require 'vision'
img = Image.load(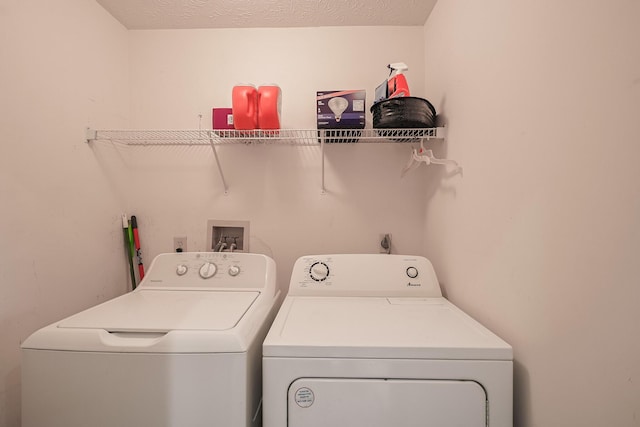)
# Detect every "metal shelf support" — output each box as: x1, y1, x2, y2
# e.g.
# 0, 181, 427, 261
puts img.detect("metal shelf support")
207, 131, 229, 194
